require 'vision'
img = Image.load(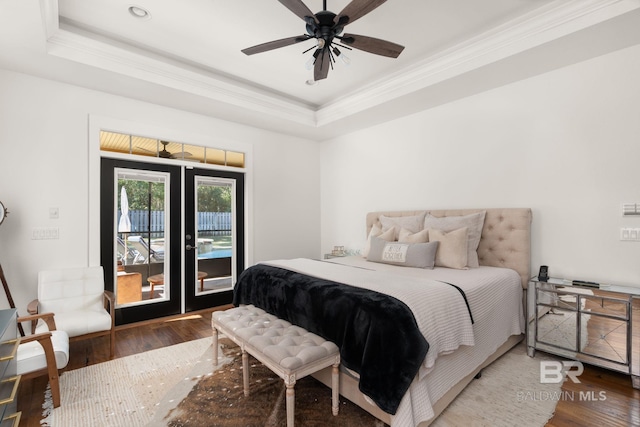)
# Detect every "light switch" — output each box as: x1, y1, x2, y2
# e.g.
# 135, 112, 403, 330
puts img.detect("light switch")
622, 203, 640, 215
49, 207, 59, 219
